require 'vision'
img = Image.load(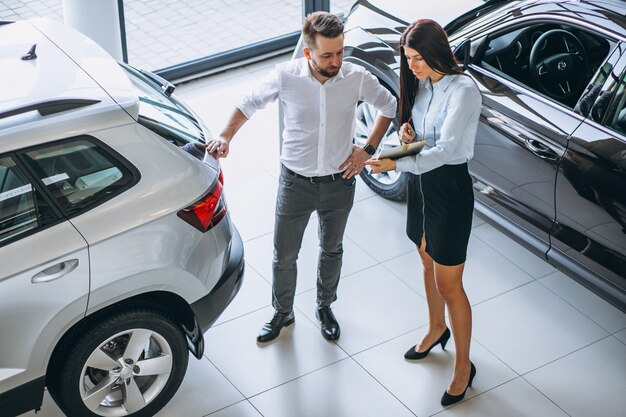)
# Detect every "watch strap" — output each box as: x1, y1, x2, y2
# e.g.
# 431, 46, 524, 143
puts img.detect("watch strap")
362, 143, 376, 155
